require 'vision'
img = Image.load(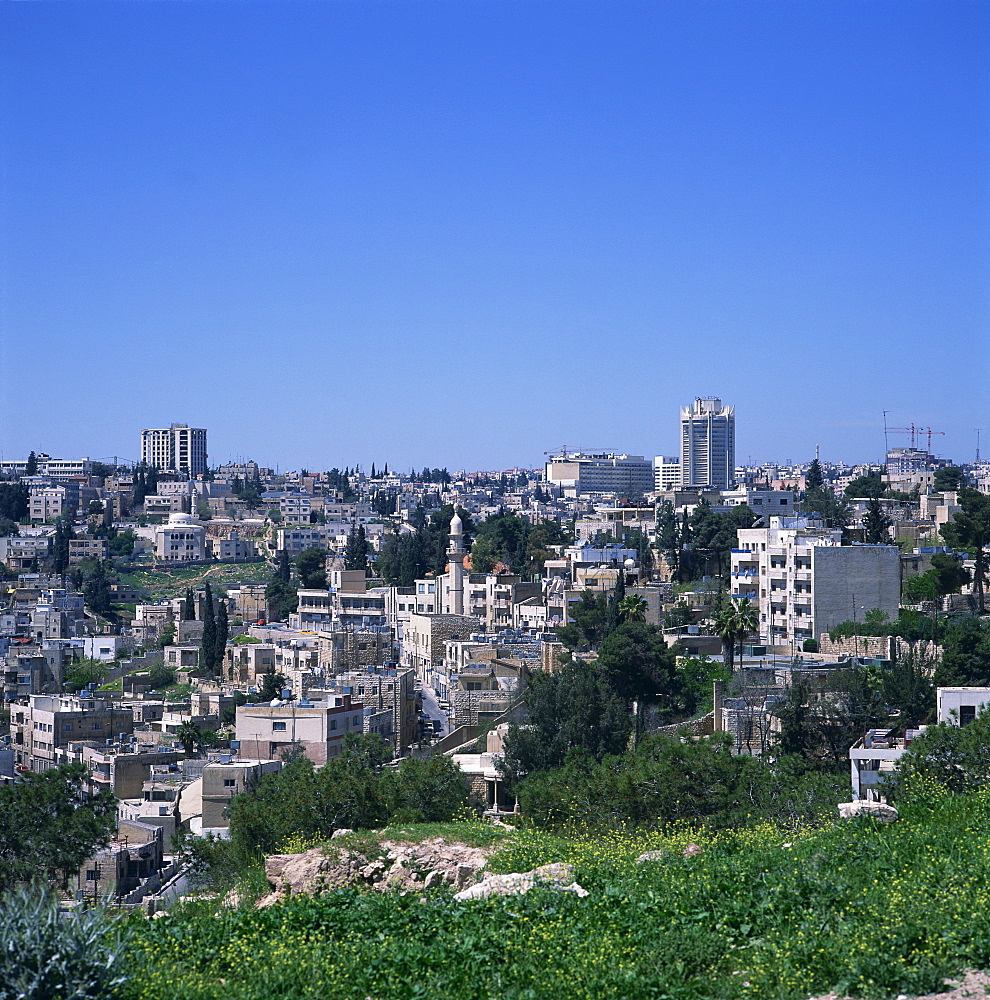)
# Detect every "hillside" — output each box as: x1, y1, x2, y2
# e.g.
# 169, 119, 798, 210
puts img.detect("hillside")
118, 787, 990, 1000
